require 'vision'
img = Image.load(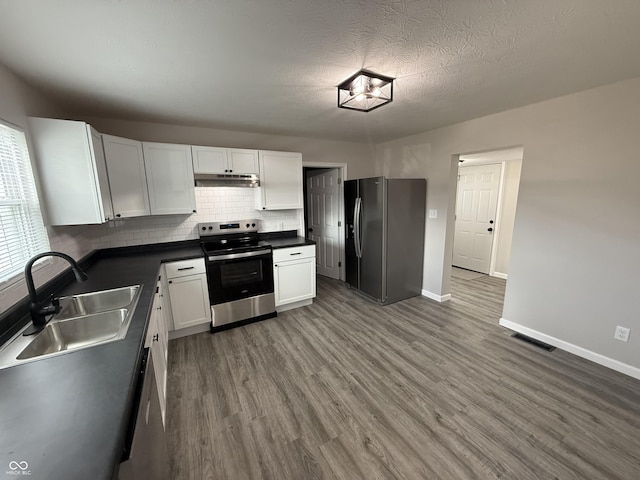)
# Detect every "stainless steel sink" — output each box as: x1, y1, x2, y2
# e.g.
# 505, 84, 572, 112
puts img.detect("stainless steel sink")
0, 285, 141, 370
56, 285, 140, 320
16, 309, 128, 360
